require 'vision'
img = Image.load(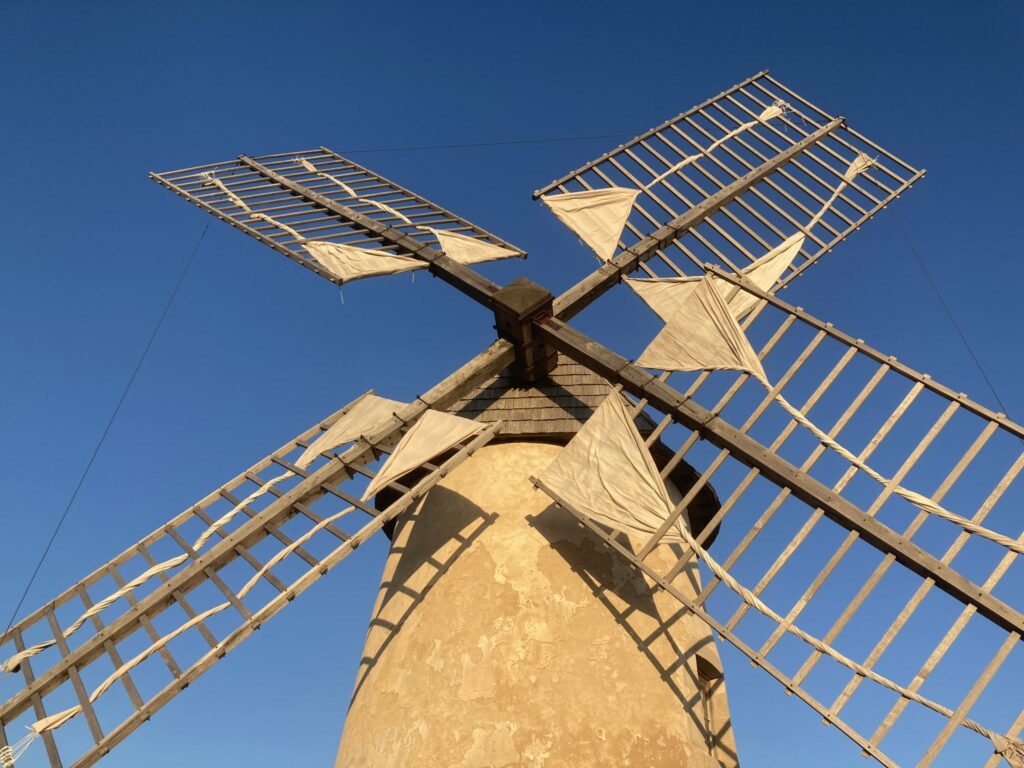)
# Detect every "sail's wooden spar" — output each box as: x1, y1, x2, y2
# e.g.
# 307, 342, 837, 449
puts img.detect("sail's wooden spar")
0, 342, 513, 768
